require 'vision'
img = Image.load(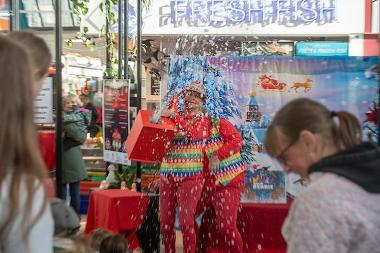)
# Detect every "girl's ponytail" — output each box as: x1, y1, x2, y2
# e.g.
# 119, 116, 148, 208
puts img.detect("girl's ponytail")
331, 111, 361, 150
